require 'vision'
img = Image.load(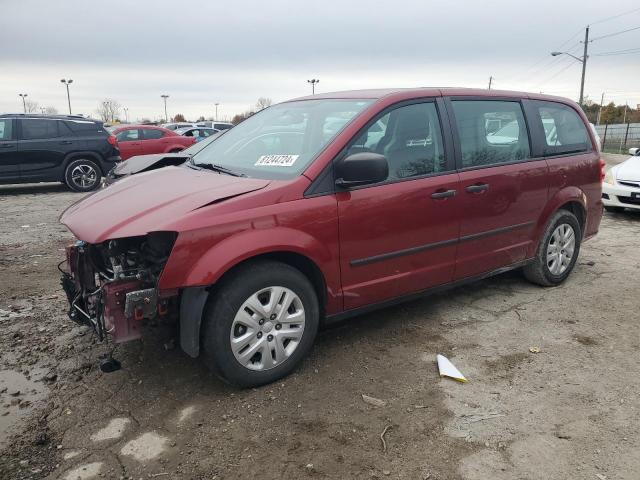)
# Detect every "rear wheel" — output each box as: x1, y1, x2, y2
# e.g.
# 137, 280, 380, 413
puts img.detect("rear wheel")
201, 260, 319, 387
604, 205, 625, 214
64, 159, 102, 192
523, 210, 581, 287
